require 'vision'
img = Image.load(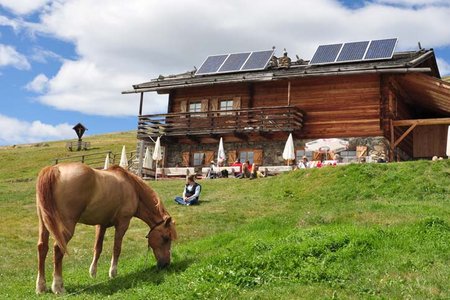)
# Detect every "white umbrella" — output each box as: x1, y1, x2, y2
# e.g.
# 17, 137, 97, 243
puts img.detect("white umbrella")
217, 137, 226, 165
119, 145, 128, 168
152, 137, 162, 180
103, 153, 110, 170
143, 147, 153, 169
282, 133, 295, 165
446, 125, 450, 157
305, 138, 349, 160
